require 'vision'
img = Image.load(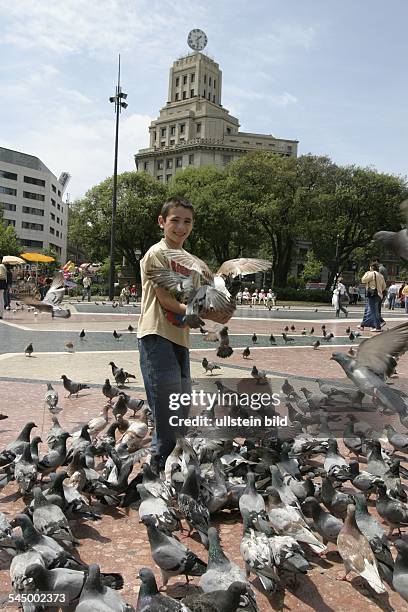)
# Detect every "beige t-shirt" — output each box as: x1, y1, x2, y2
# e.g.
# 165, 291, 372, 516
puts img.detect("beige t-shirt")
361, 270, 387, 298
137, 238, 193, 348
